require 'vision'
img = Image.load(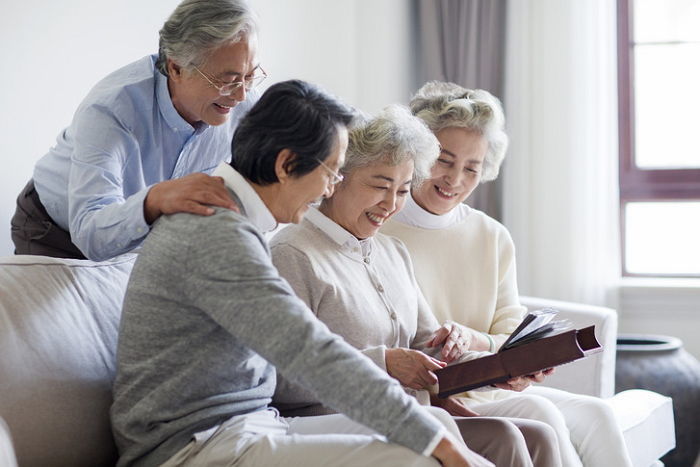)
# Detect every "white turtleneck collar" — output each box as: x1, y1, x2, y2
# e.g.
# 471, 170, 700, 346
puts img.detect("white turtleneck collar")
391, 191, 471, 230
